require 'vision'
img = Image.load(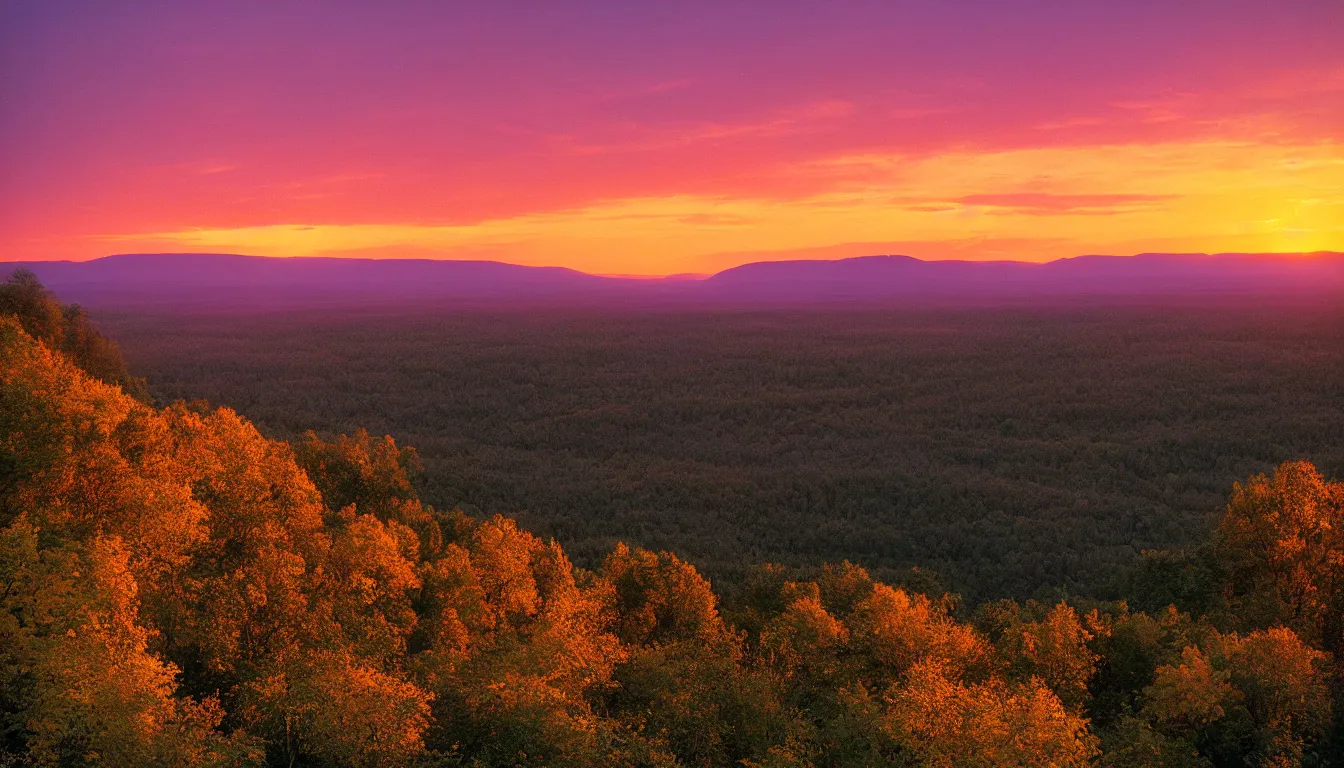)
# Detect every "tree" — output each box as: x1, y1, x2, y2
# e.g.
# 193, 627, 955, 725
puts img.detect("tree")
1215, 461, 1344, 647
1089, 605, 1194, 727
1217, 627, 1331, 765
0, 316, 211, 662
0, 269, 63, 342
599, 543, 727, 648
1096, 716, 1210, 768
1141, 646, 1240, 736
324, 514, 422, 662
886, 660, 1098, 767
992, 601, 1100, 712
759, 589, 851, 703
0, 269, 145, 397
241, 651, 431, 768
7, 284, 1344, 767
293, 430, 443, 556
846, 584, 994, 687
2, 528, 258, 766
612, 638, 801, 768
